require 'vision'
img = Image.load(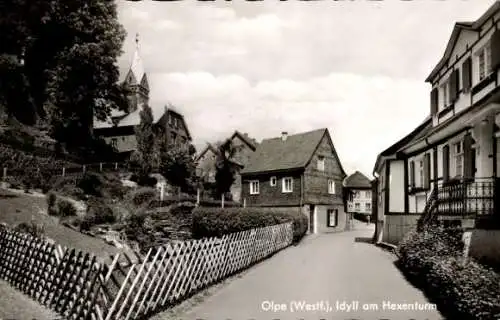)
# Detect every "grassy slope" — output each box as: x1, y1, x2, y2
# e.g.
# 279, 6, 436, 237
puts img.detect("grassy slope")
0, 188, 123, 260
0, 279, 59, 320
